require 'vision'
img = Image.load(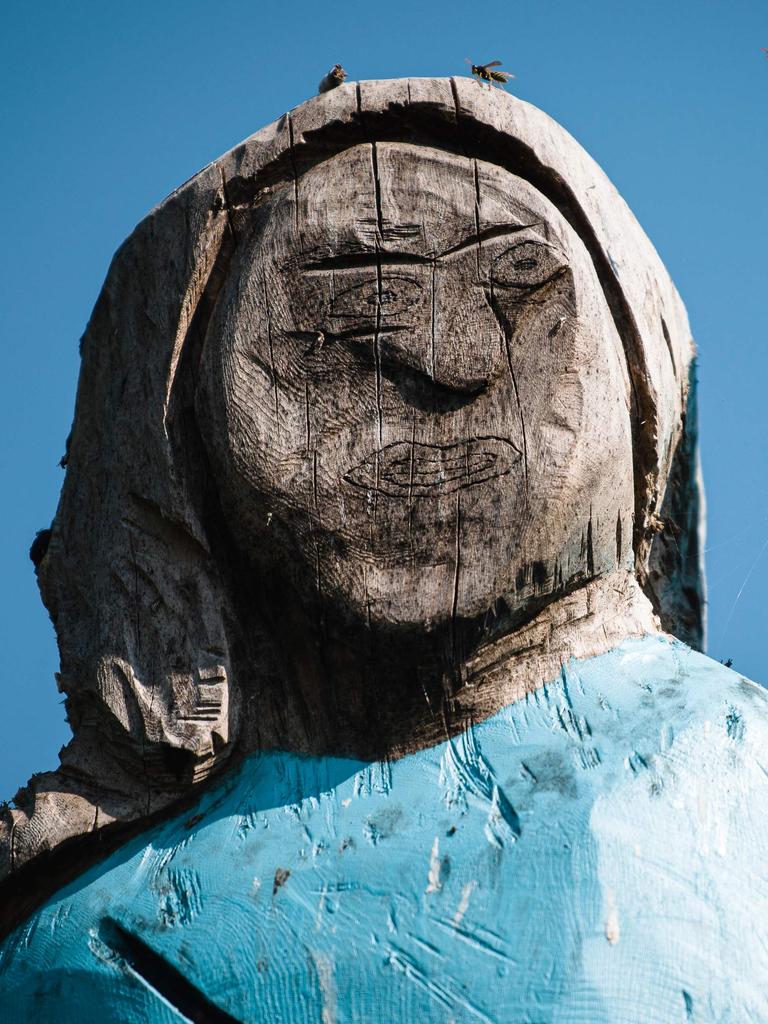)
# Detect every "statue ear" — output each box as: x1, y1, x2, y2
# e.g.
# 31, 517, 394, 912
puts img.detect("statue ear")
644, 362, 706, 650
